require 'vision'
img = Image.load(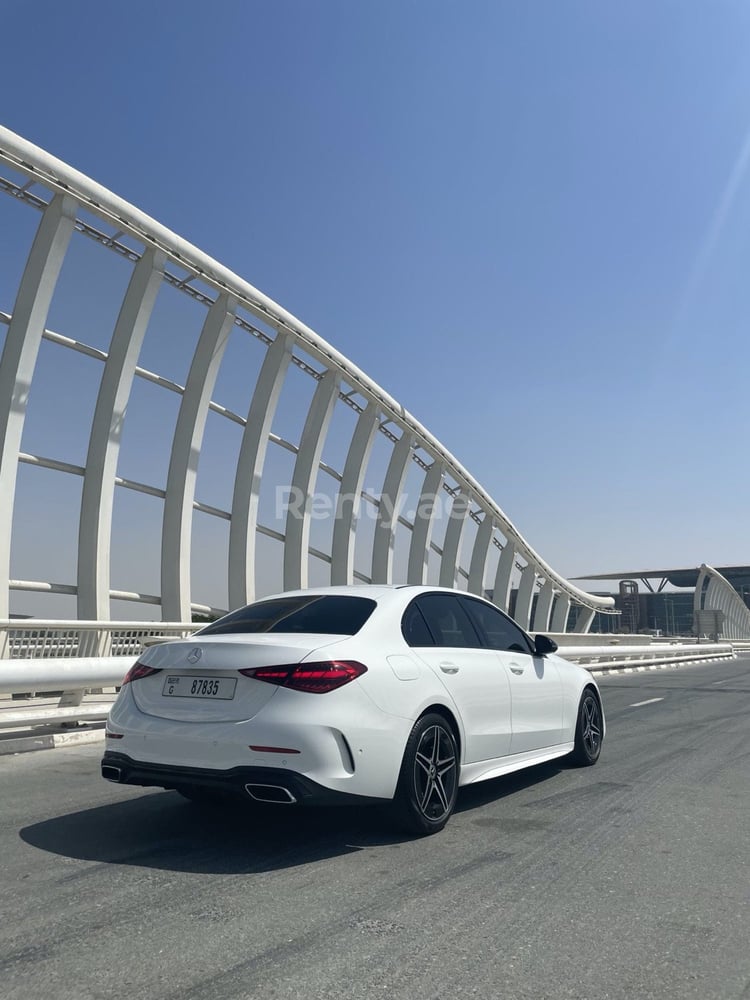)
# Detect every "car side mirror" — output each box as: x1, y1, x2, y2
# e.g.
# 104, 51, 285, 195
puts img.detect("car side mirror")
534, 634, 558, 656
